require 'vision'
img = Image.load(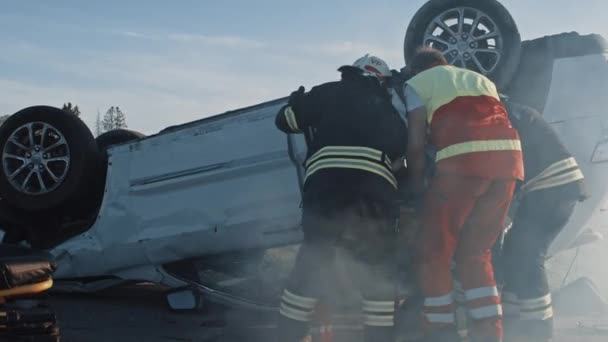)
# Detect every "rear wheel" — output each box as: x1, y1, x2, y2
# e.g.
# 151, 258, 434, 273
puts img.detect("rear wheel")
405, 0, 521, 89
